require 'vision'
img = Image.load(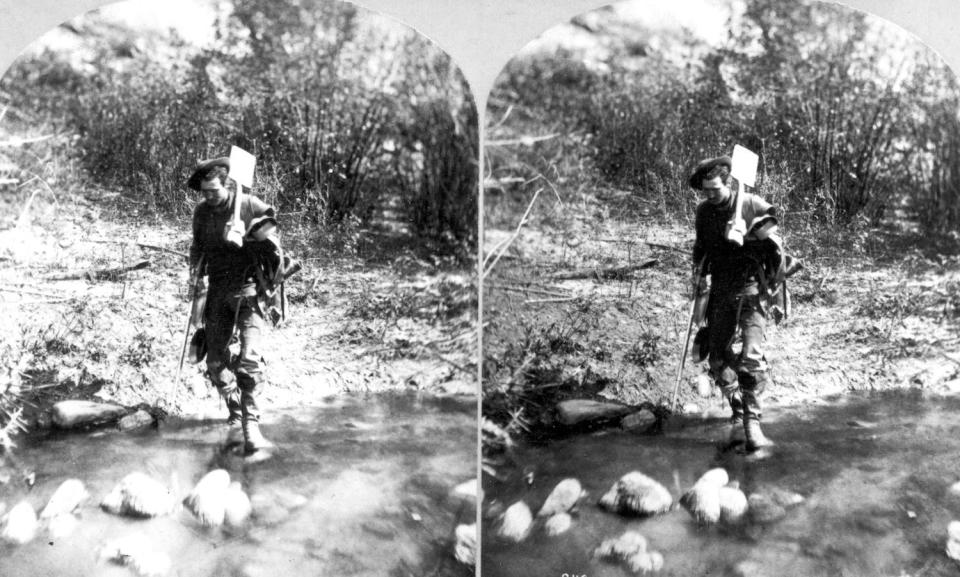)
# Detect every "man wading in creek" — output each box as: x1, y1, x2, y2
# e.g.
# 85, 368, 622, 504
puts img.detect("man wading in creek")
187, 157, 282, 455
688, 155, 791, 454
